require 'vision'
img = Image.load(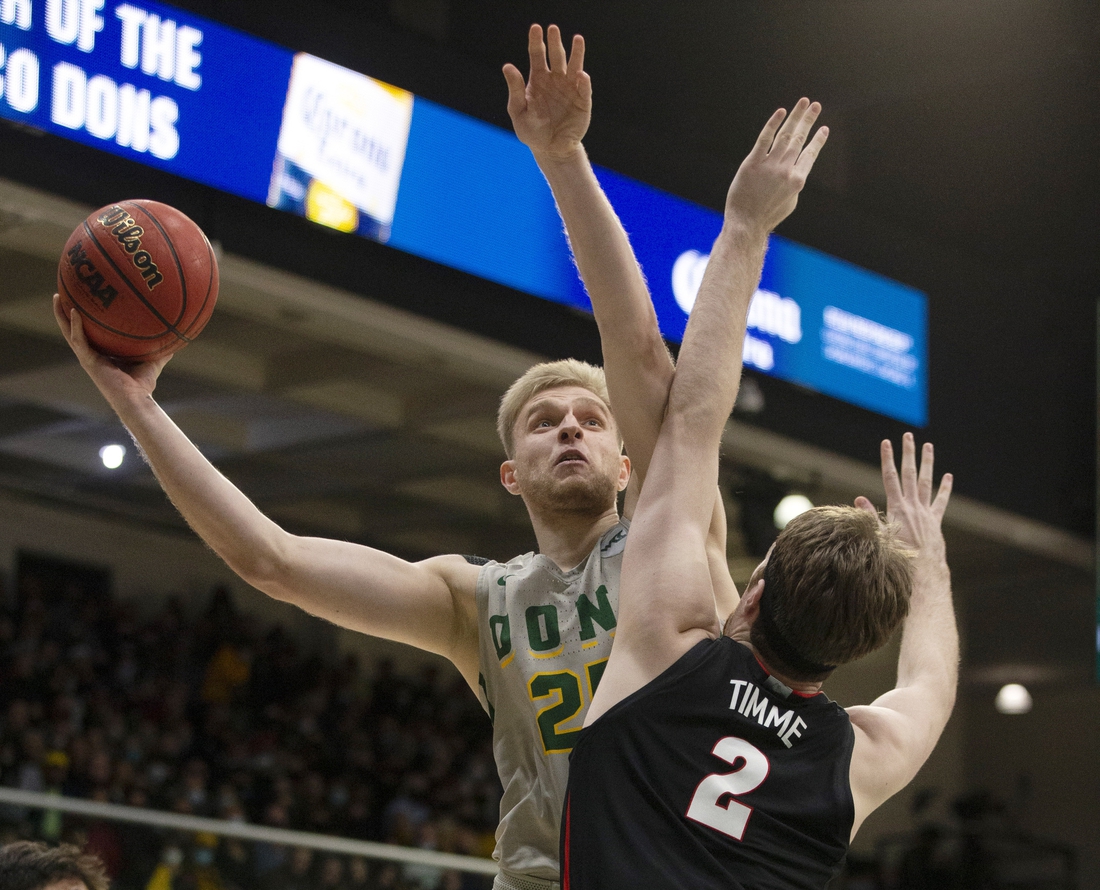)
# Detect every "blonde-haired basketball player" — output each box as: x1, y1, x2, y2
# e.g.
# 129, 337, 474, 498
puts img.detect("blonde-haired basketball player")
54, 24, 743, 890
